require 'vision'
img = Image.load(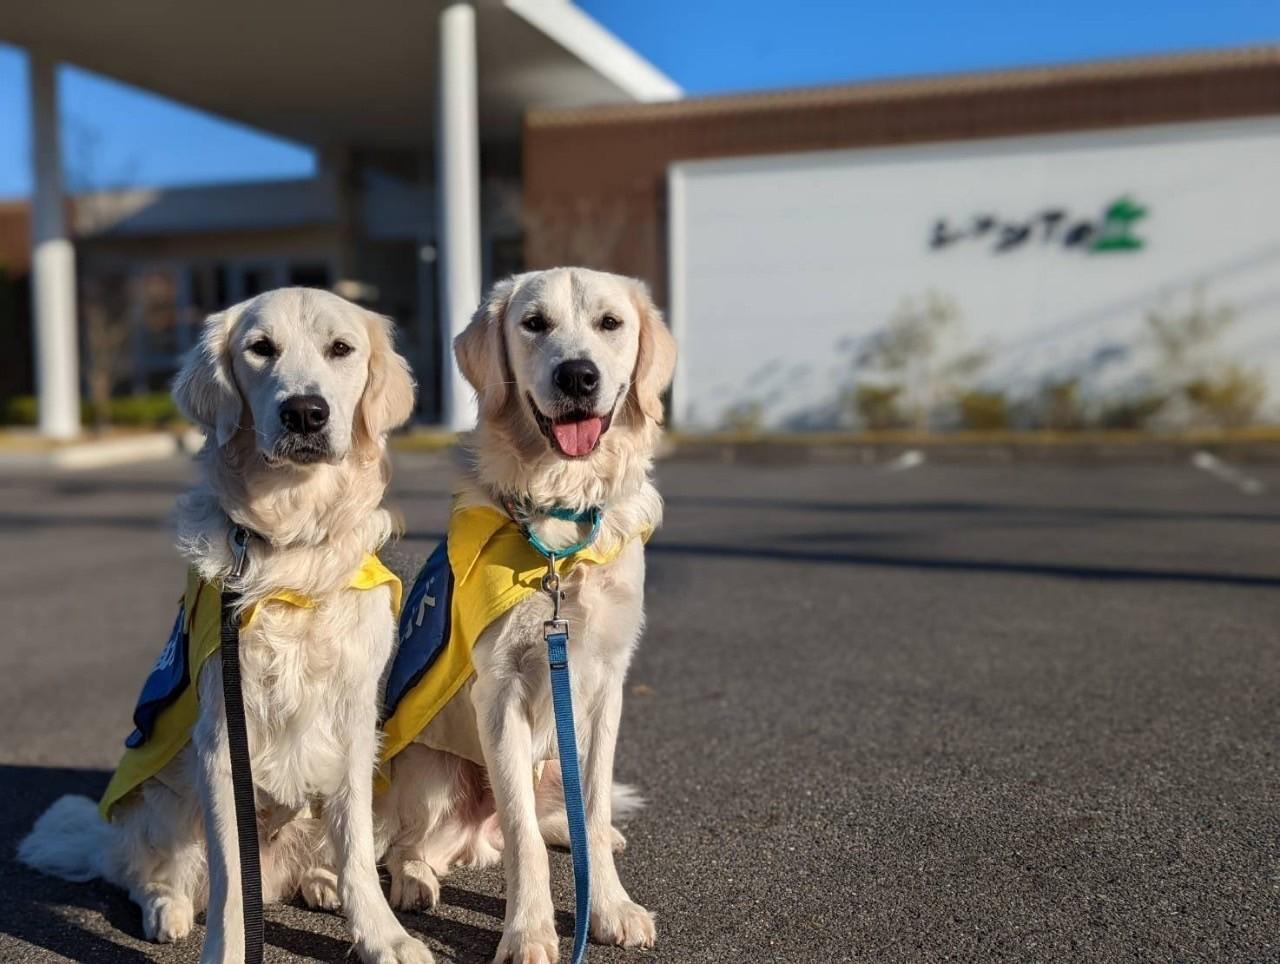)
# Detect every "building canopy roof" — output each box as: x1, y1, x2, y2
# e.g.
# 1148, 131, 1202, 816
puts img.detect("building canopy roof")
2, 0, 680, 150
